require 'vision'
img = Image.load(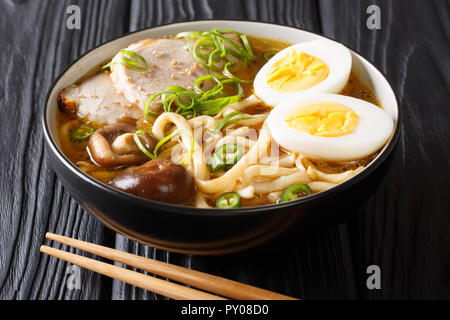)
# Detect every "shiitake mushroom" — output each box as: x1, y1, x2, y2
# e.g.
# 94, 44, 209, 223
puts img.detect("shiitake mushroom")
111, 159, 194, 204
88, 123, 157, 168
